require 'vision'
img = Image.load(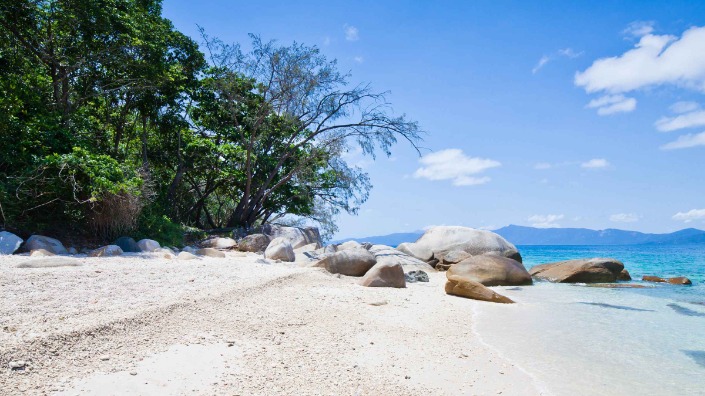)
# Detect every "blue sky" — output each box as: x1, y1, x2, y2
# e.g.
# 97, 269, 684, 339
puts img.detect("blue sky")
163, 0, 705, 238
